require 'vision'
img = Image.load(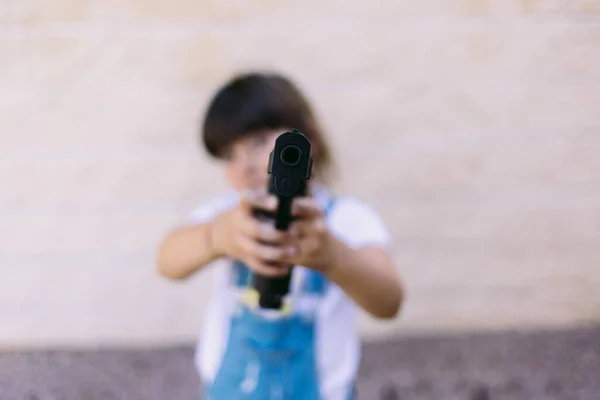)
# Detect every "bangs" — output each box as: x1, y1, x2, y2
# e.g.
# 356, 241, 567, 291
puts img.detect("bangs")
201, 73, 314, 159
